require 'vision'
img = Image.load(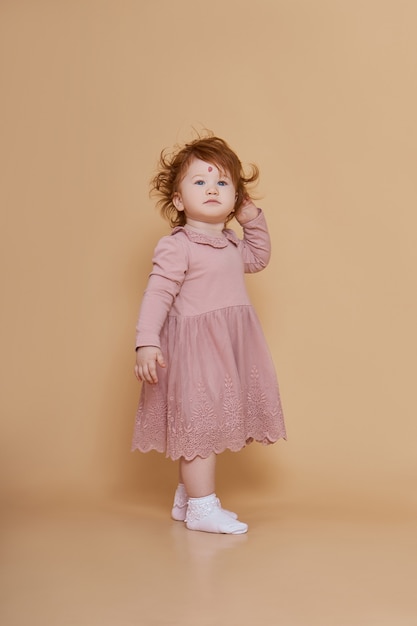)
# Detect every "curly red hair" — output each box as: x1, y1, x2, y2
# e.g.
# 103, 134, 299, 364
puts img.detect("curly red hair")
150, 133, 259, 227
